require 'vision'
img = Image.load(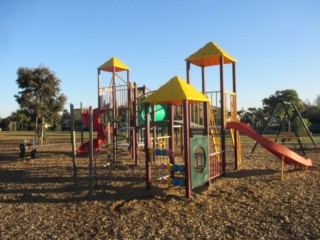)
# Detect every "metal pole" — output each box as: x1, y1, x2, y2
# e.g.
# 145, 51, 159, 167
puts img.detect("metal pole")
201, 66, 205, 93
186, 61, 191, 84
283, 102, 305, 155
291, 101, 317, 147
252, 102, 280, 153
